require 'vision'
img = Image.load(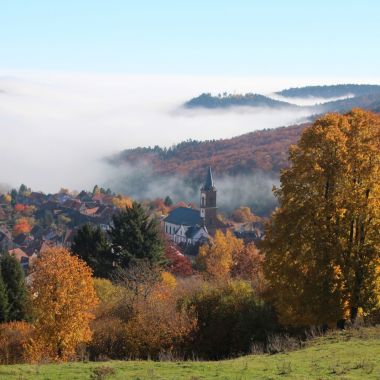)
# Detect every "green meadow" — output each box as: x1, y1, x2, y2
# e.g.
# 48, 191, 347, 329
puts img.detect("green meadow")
0, 326, 379, 380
